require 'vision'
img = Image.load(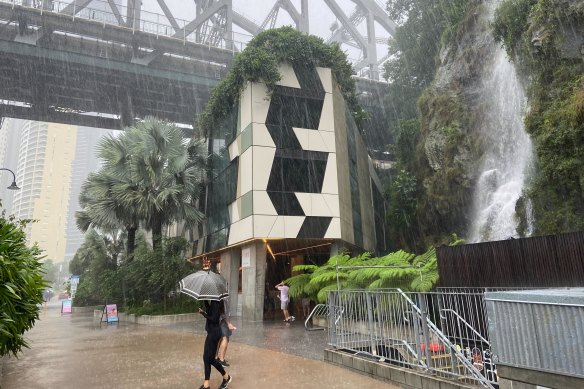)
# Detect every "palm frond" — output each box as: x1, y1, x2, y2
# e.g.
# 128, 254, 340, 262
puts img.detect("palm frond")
308, 271, 346, 286
317, 284, 342, 303
291, 264, 318, 273
75, 210, 93, 232
412, 247, 436, 266
286, 274, 311, 299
